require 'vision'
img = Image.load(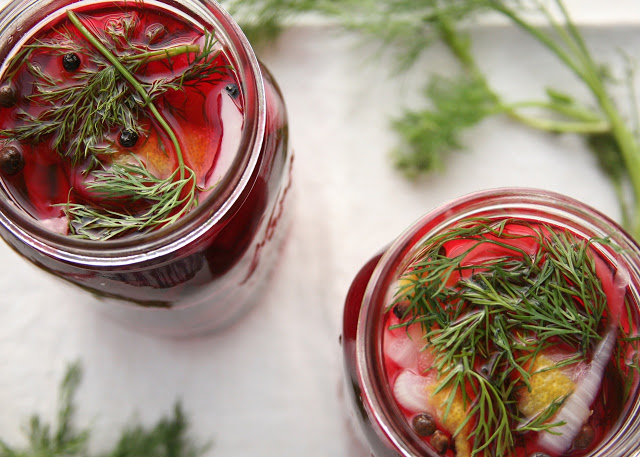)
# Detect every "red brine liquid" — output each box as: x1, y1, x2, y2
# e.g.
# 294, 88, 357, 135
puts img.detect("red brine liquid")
343, 216, 640, 457
0, 3, 242, 237
0, 0, 292, 334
